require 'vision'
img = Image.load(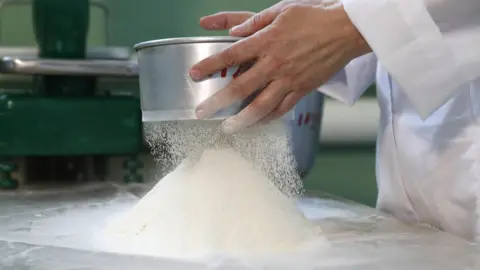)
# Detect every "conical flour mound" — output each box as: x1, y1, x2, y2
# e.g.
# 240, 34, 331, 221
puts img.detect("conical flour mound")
106, 148, 327, 258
